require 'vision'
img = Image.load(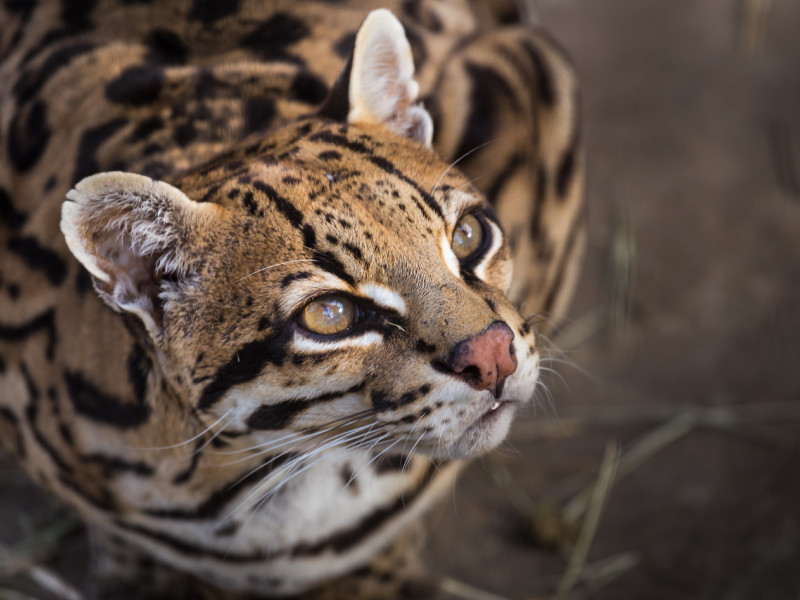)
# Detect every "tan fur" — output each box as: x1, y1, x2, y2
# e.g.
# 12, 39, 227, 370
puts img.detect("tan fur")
0, 1, 583, 597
